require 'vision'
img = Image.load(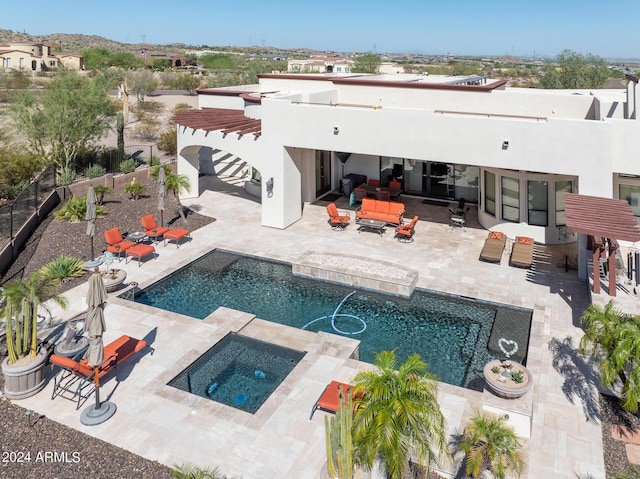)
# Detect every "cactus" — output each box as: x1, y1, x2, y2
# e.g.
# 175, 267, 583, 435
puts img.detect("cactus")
325, 385, 354, 479
117, 111, 125, 158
